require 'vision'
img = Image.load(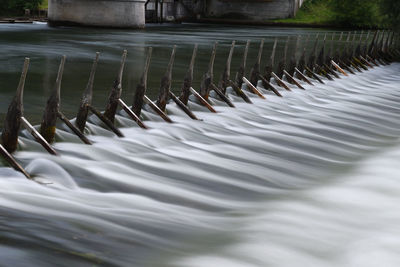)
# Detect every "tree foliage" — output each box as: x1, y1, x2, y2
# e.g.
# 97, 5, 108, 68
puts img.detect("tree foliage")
0, 0, 43, 15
